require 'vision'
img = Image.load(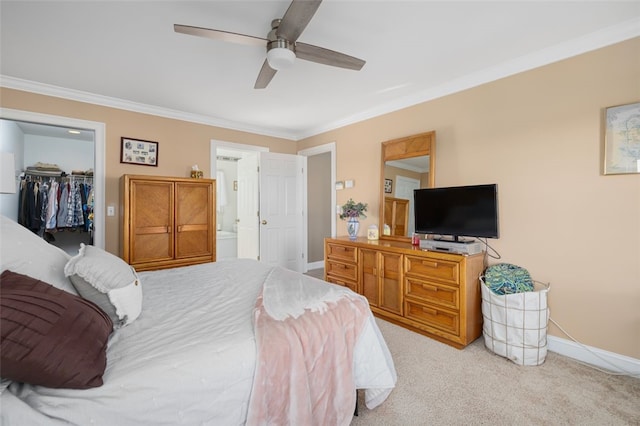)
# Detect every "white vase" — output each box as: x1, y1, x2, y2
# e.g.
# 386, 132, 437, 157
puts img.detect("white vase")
347, 217, 359, 240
